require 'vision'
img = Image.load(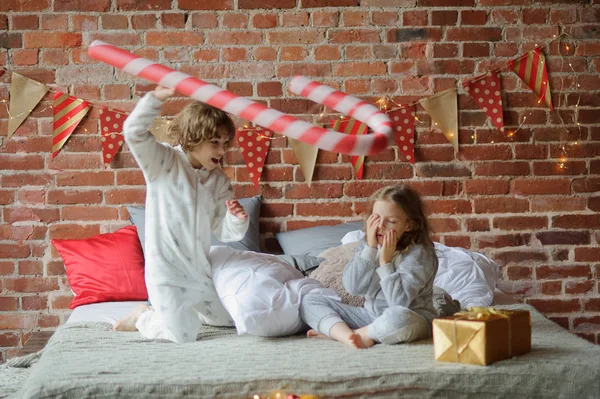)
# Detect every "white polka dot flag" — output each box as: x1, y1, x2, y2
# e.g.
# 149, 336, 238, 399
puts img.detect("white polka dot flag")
236, 126, 272, 188
463, 71, 505, 132
52, 92, 91, 158
99, 107, 127, 168
386, 105, 416, 164
330, 118, 368, 179
509, 47, 553, 110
